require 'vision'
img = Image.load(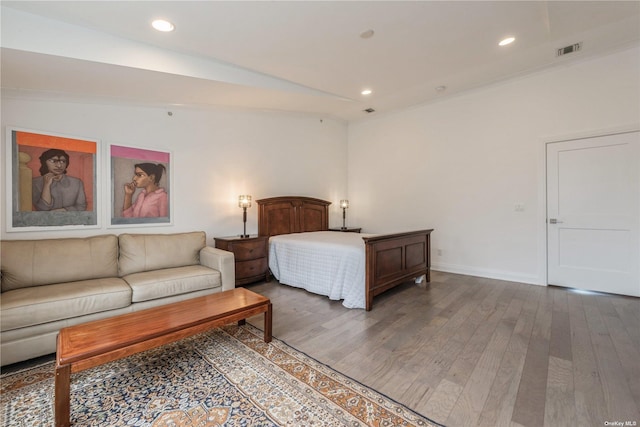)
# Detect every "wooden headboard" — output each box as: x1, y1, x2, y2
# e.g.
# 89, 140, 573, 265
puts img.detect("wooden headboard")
256, 196, 331, 237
